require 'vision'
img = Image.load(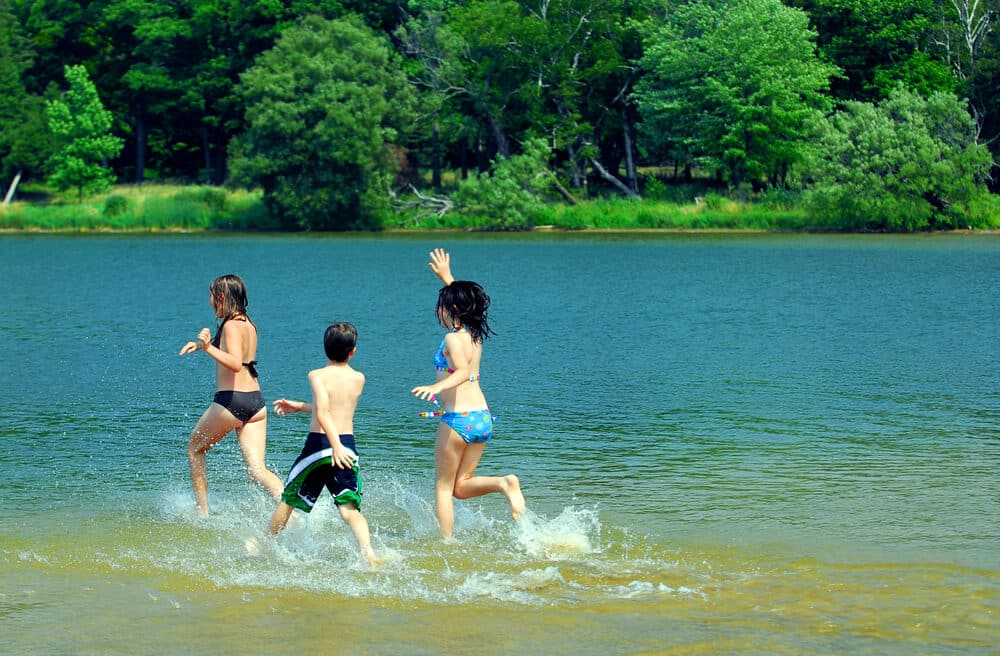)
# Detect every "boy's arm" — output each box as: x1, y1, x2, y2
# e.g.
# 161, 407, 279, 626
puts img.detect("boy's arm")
308, 371, 356, 470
